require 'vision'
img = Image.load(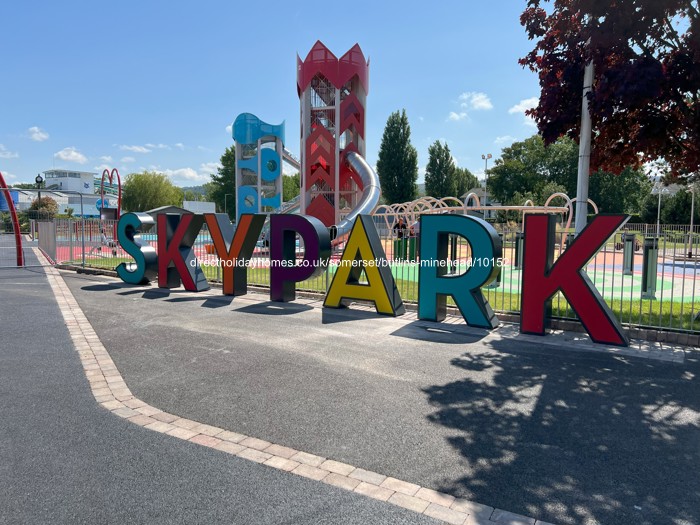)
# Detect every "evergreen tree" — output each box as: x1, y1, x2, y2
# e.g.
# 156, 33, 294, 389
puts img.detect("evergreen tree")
454, 167, 479, 198
376, 109, 419, 203
206, 146, 236, 220
425, 141, 456, 199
